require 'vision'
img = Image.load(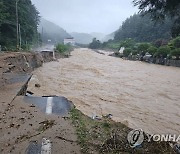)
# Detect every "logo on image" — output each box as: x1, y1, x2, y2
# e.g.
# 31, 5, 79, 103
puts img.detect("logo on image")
127, 129, 144, 148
